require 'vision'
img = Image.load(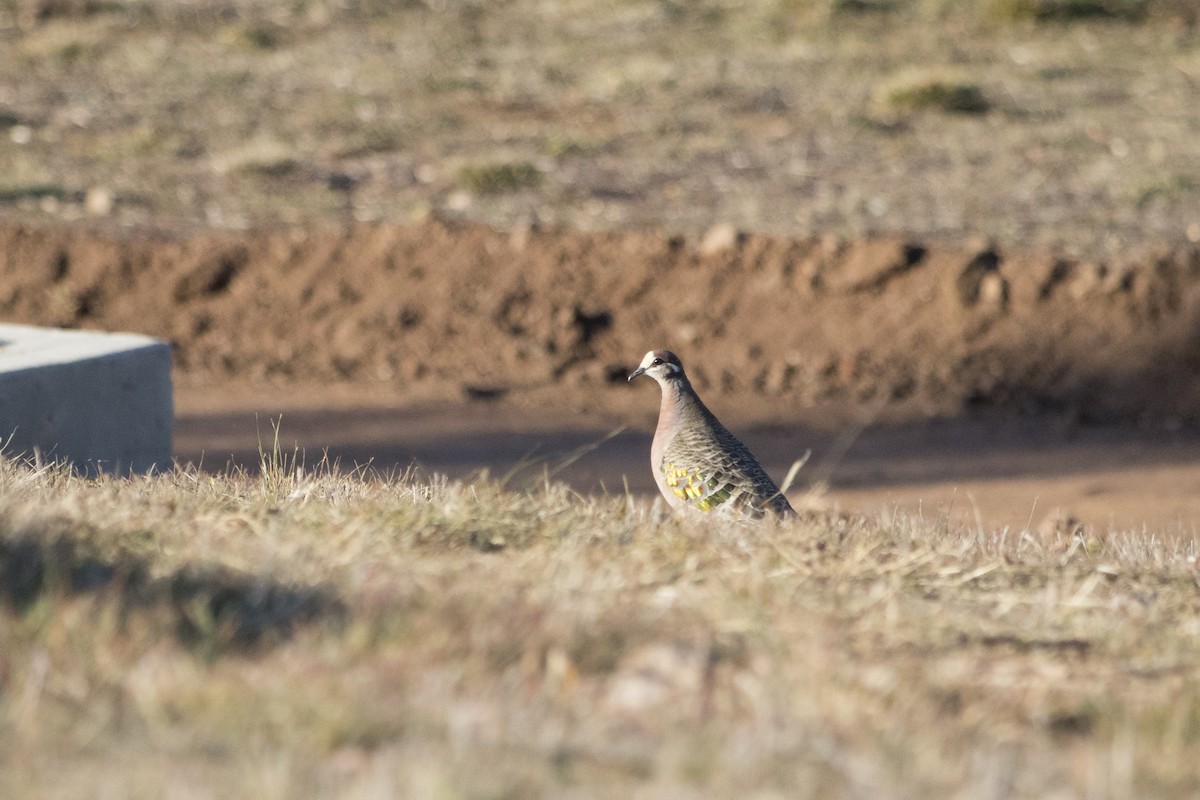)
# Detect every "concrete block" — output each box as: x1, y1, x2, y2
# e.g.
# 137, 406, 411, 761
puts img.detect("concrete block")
0, 323, 173, 475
